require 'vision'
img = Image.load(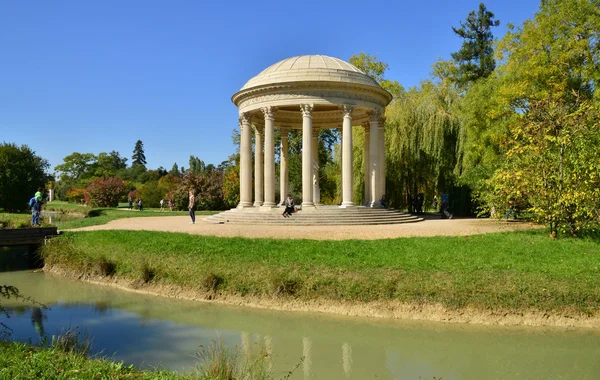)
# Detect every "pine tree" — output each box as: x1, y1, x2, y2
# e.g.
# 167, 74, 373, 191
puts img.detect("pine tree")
132, 140, 147, 167
451, 3, 500, 86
